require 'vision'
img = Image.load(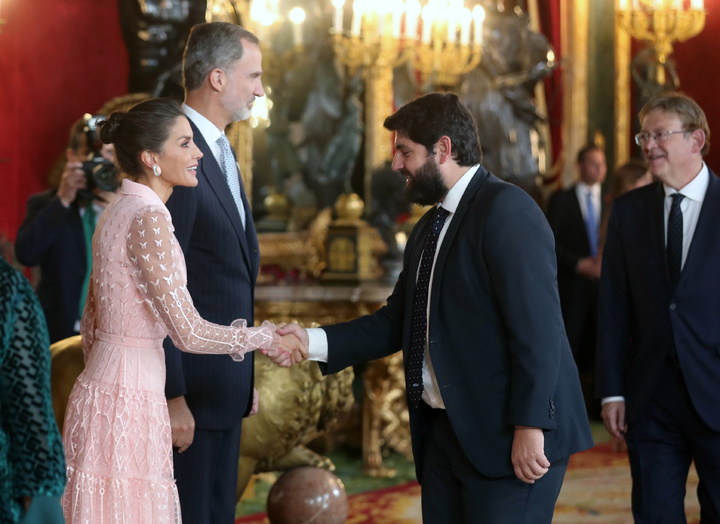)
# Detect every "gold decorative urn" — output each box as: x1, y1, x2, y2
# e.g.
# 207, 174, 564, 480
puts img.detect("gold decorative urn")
322, 193, 385, 281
